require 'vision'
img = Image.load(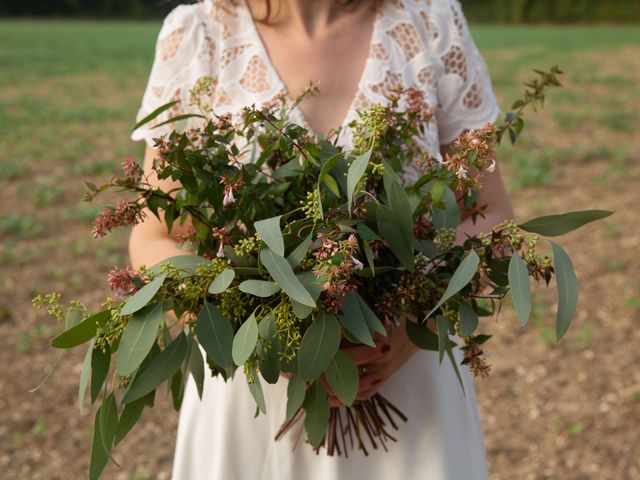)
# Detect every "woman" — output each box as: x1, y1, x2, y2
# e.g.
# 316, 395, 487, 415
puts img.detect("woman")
129, 0, 514, 478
